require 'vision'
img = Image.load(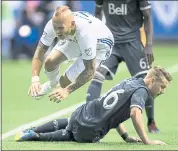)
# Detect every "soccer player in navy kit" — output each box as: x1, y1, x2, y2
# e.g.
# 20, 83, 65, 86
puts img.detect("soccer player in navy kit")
16, 66, 172, 145
86, 0, 158, 133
